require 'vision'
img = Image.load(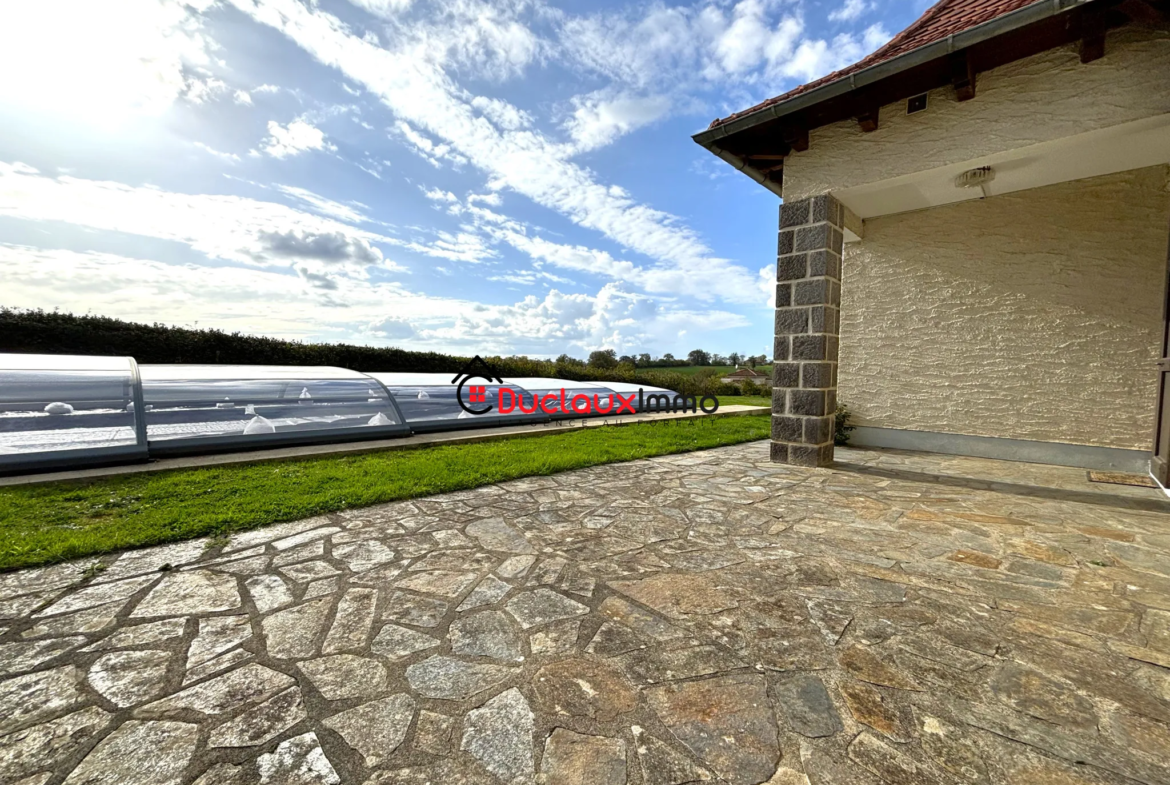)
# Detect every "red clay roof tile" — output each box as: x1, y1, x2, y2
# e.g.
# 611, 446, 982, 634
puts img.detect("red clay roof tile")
709, 0, 1043, 129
